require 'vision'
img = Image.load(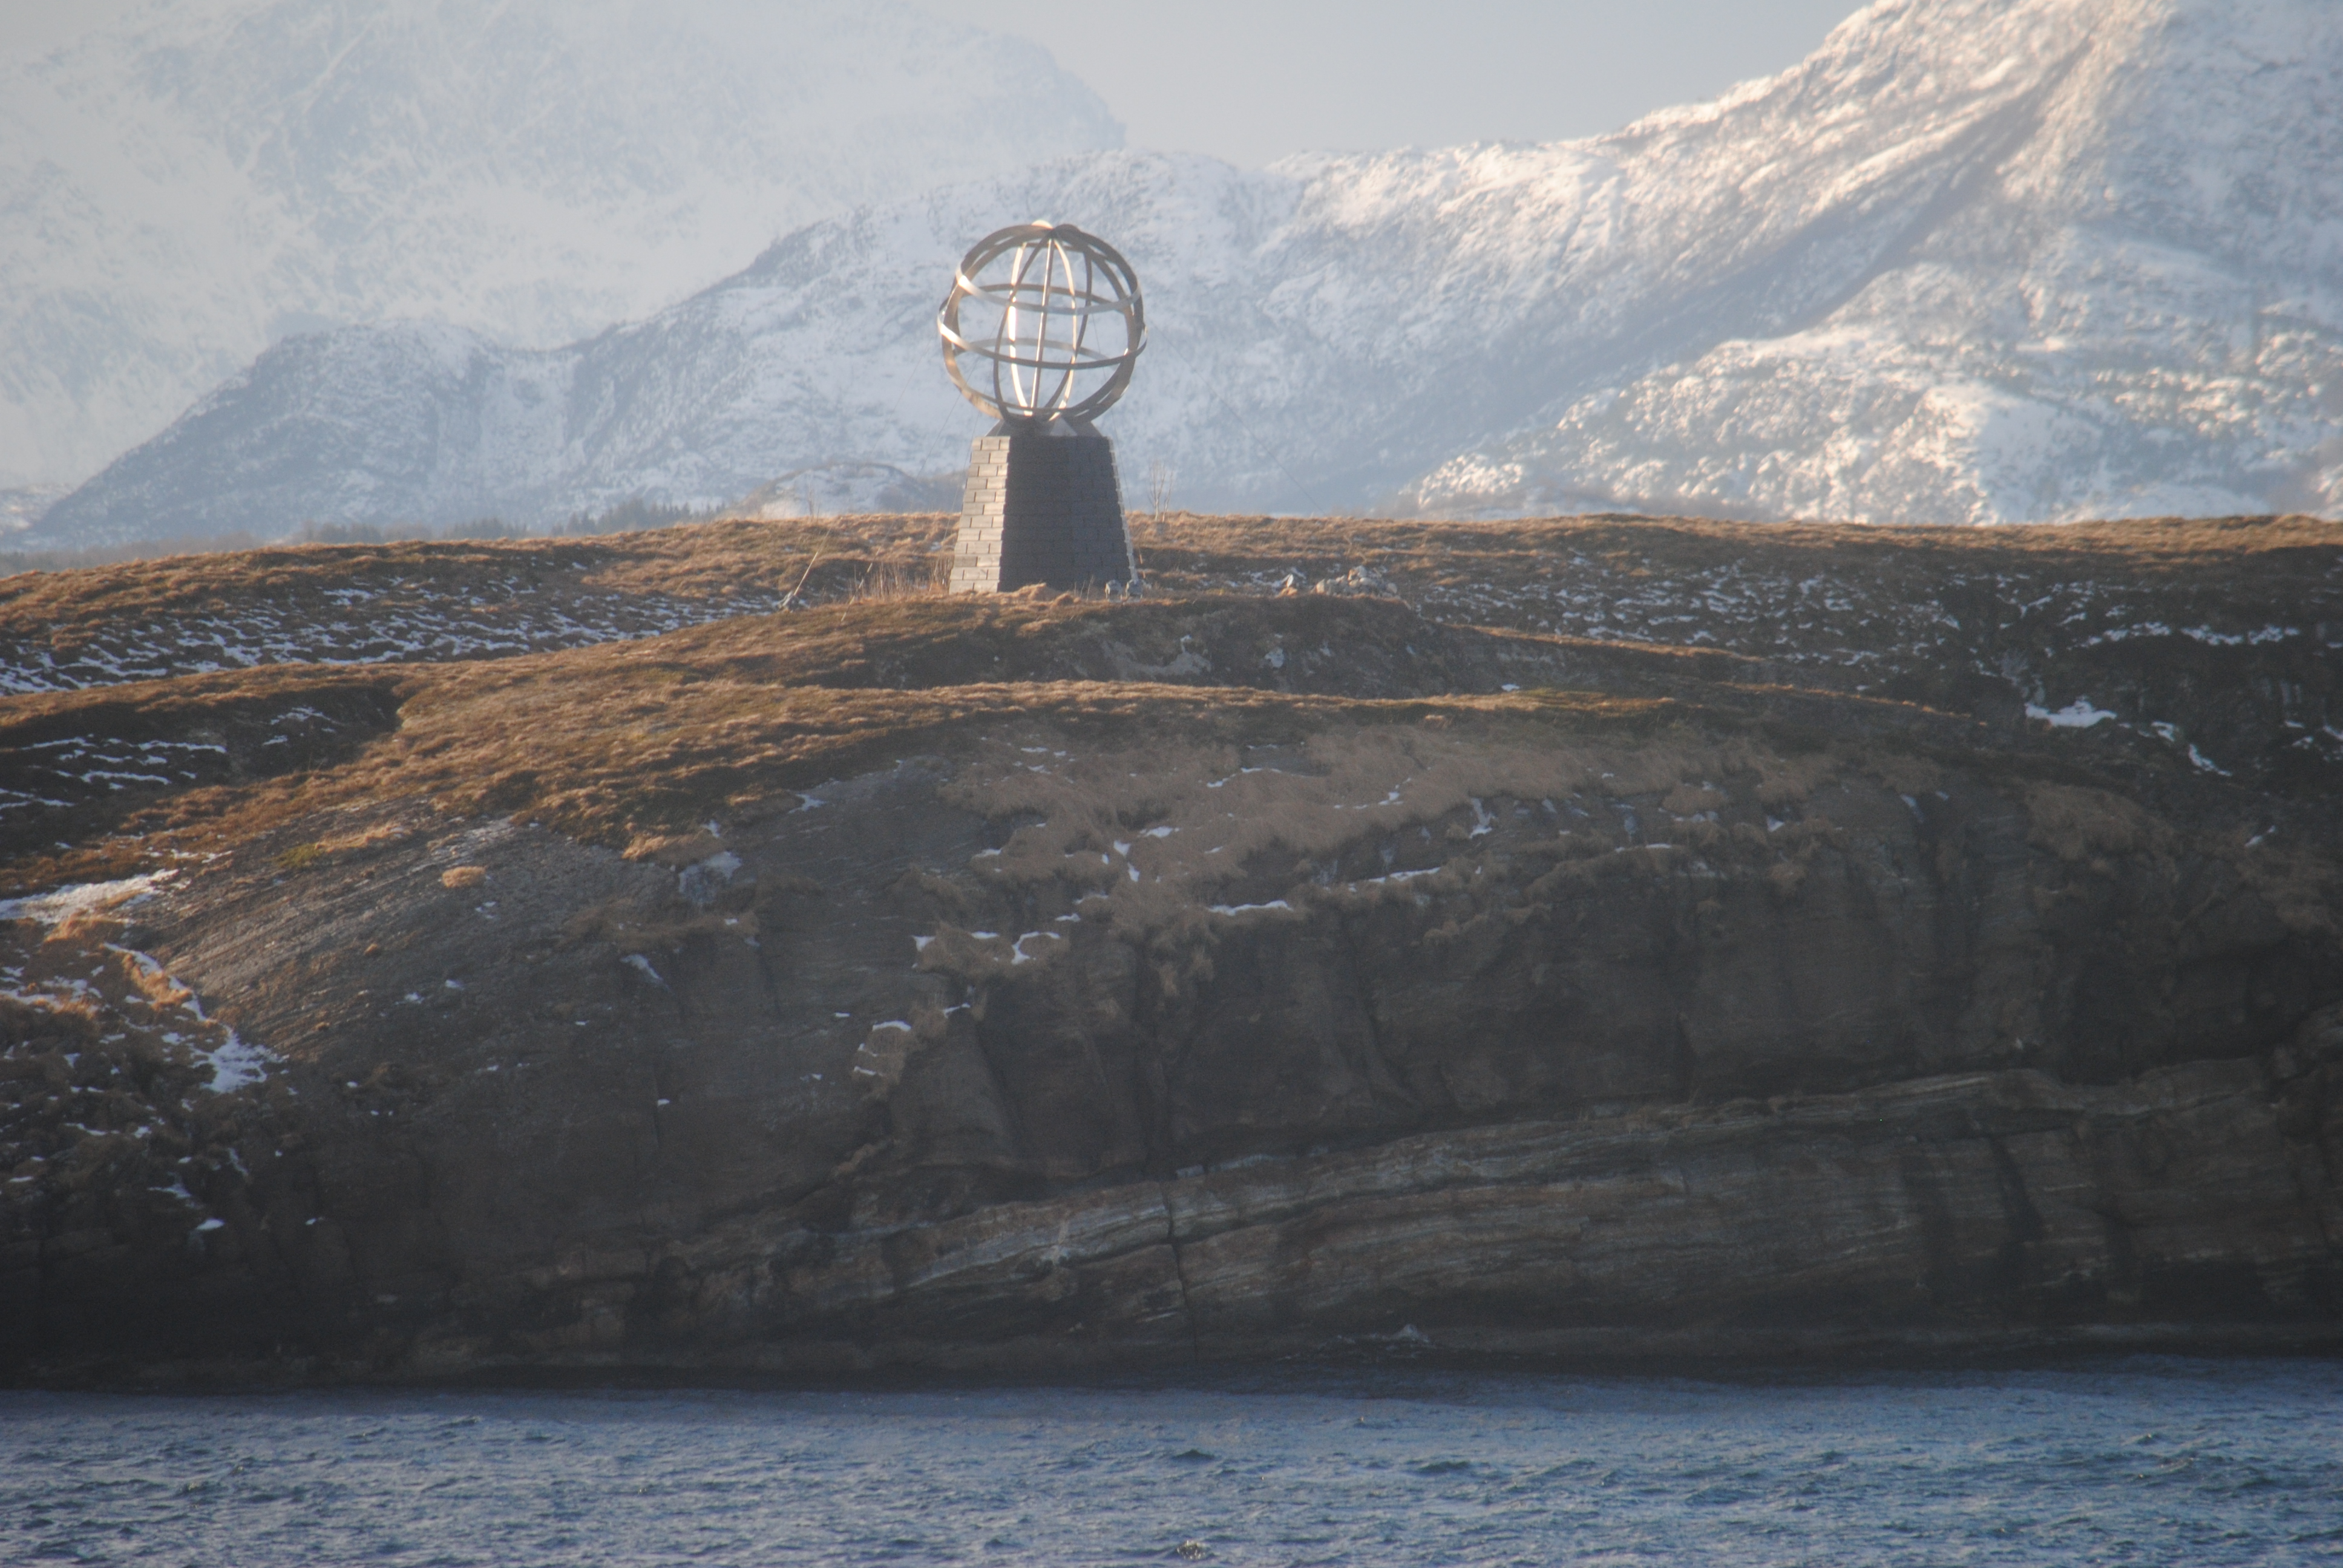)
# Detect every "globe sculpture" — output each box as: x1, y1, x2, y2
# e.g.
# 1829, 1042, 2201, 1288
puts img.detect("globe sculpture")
938, 222, 1145, 593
